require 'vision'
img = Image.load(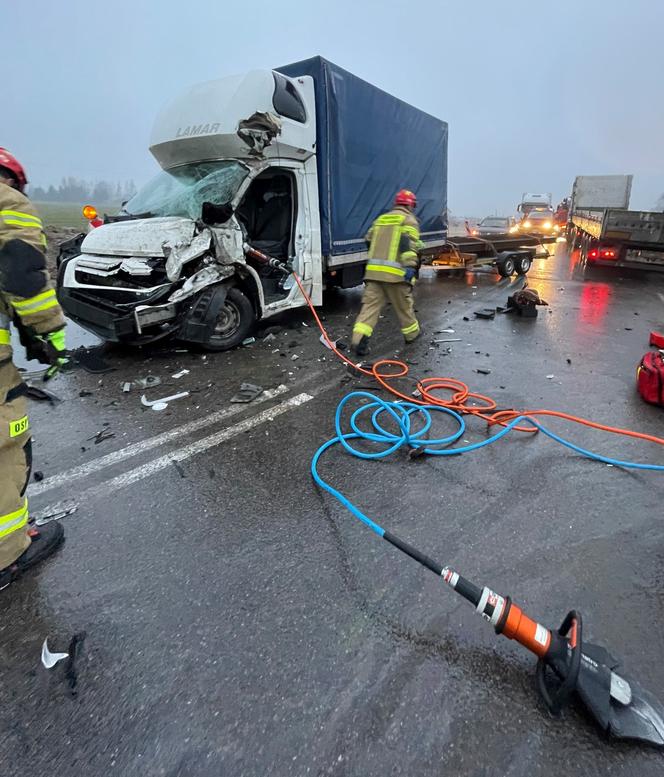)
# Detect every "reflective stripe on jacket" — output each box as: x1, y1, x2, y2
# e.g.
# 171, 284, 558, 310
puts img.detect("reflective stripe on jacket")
0, 183, 65, 373
364, 206, 421, 284
0, 498, 28, 539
